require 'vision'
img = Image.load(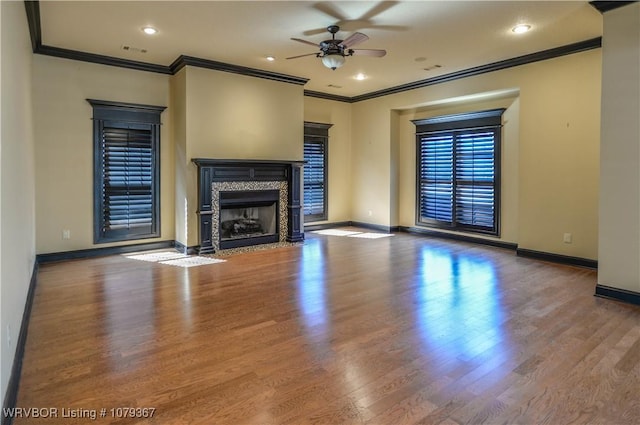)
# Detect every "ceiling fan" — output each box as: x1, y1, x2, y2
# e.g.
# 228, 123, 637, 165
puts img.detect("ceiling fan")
287, 25, 386, 70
